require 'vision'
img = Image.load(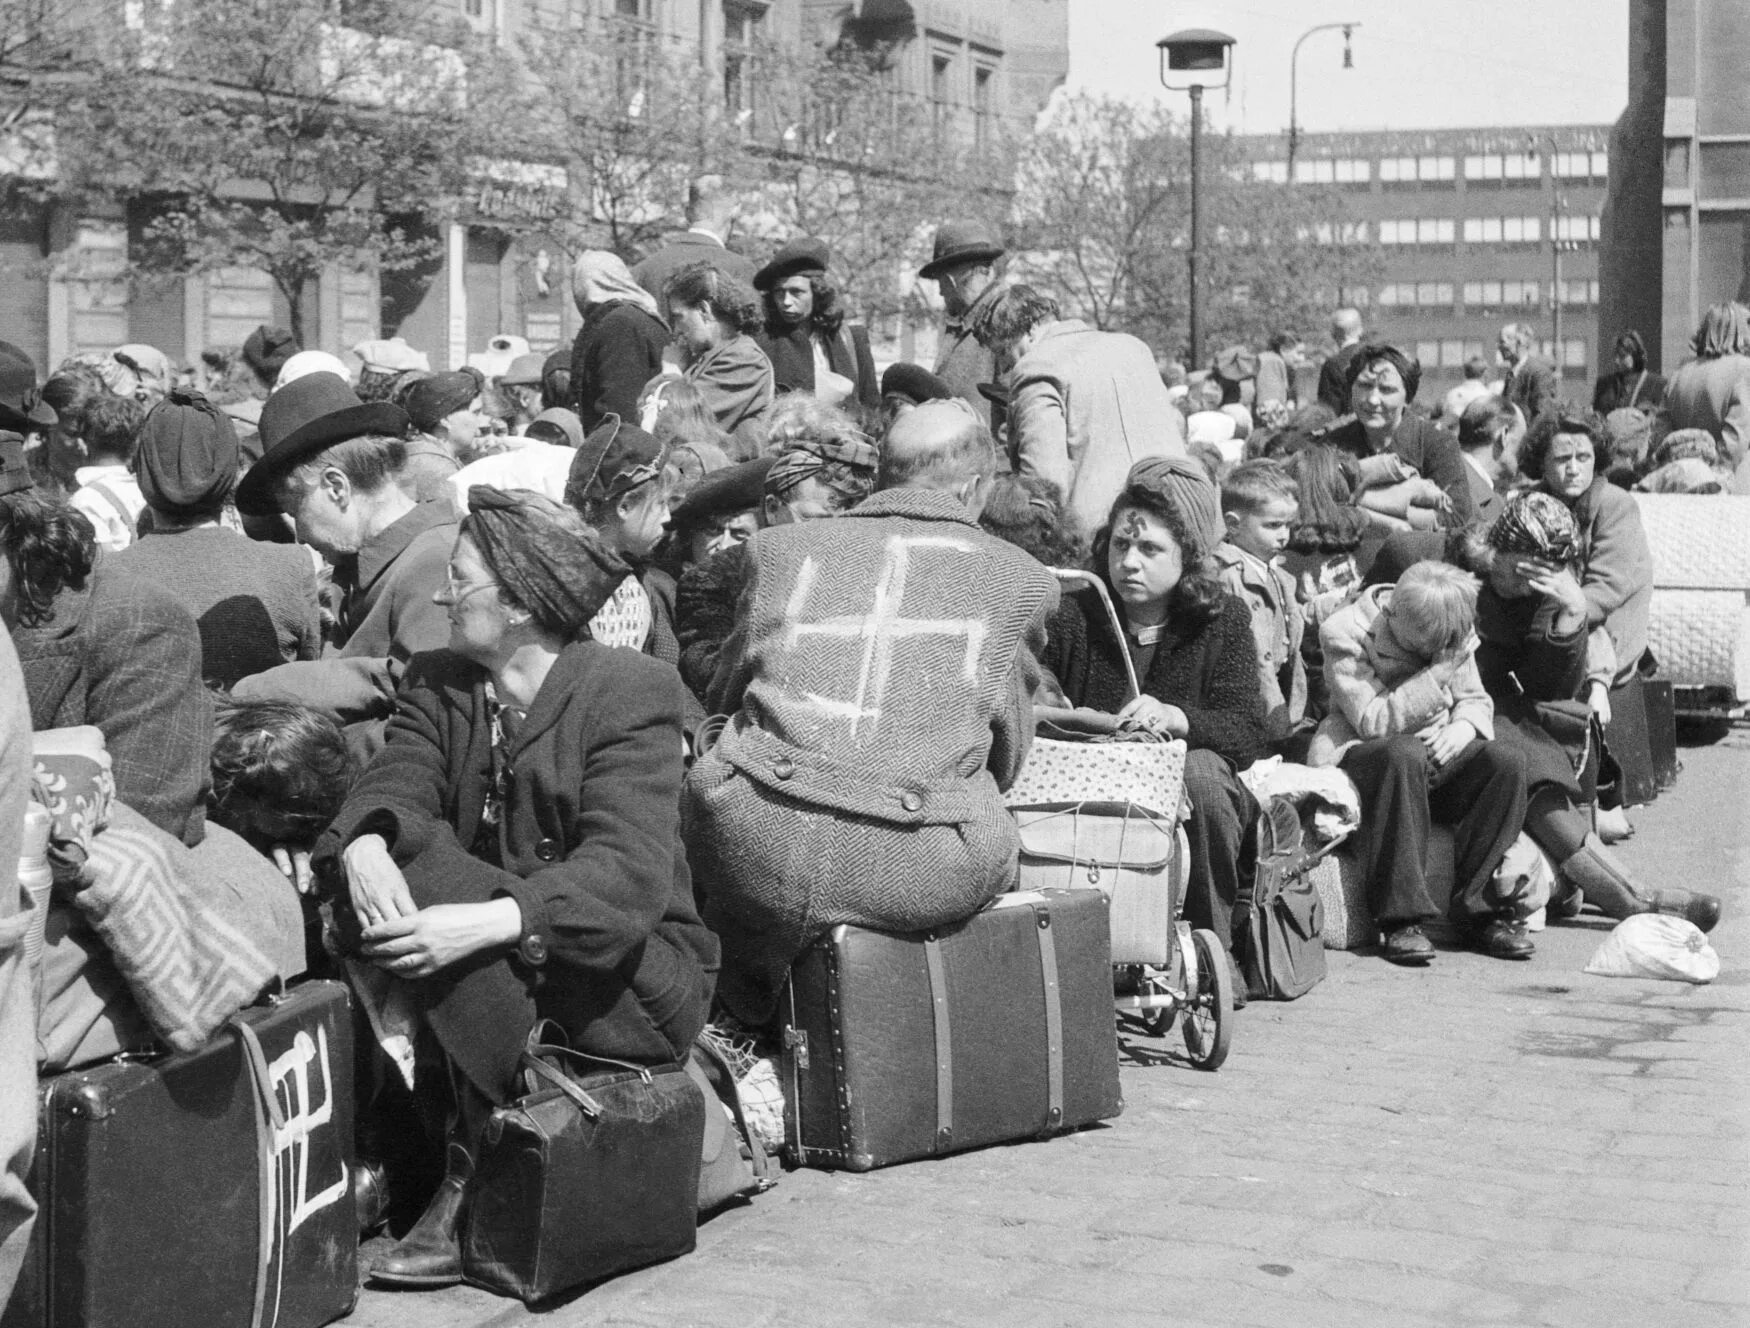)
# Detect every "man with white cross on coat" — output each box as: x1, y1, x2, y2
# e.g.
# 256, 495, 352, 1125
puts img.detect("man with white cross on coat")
684, 399, 1060, 1025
